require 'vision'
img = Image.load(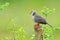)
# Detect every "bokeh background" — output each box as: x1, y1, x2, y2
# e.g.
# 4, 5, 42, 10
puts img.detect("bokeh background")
0, 0, 60, 40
